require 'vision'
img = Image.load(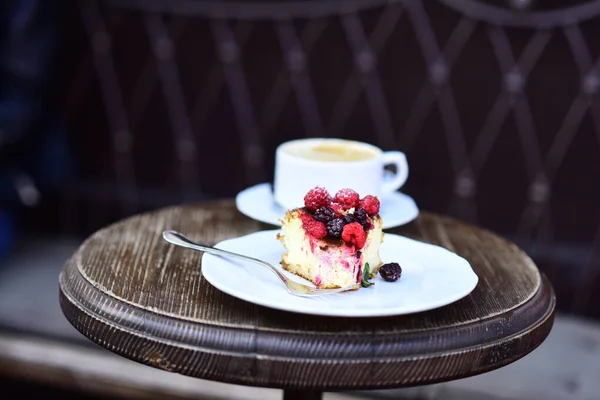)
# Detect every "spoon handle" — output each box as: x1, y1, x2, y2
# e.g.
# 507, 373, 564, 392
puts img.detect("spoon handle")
162, 230, 288, 281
